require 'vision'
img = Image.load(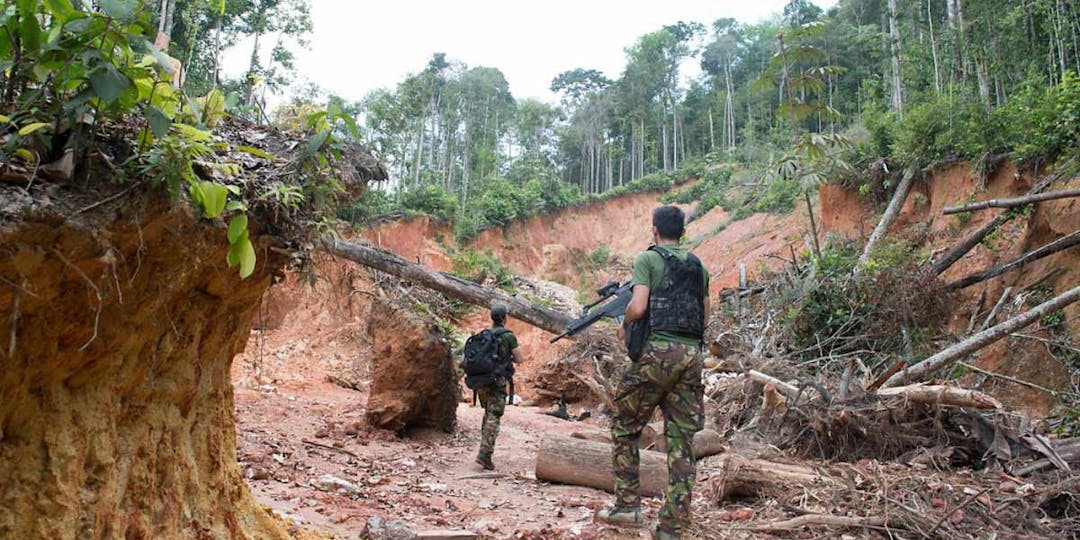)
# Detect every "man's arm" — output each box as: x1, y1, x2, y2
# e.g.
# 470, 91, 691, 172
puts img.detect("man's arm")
617, 284, 650, 340
624, 284, 650, 323
511, 348, 524, 364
